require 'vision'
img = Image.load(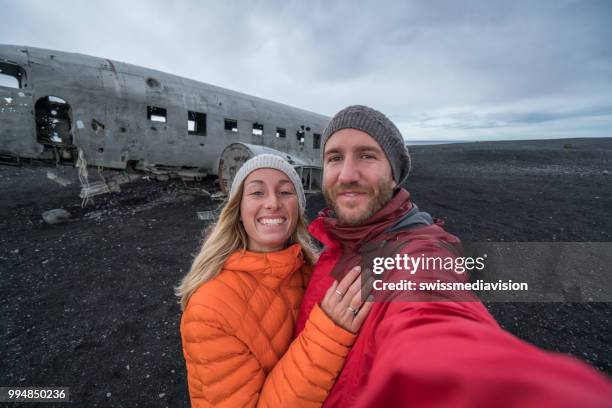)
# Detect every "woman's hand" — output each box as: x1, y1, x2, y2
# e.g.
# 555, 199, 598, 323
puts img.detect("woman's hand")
320, 266, 374, 334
